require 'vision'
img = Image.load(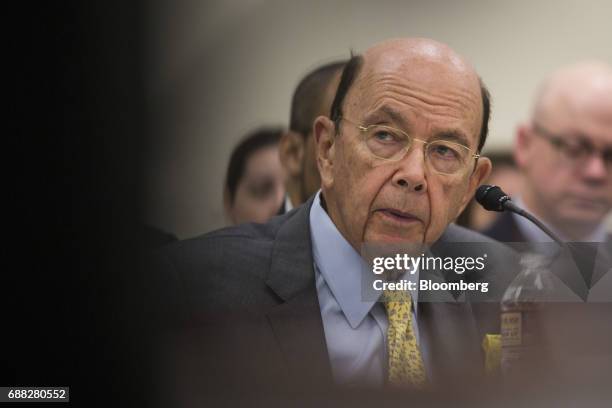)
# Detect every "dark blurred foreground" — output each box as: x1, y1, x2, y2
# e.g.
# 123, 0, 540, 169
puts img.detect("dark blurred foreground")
150, 303, 612, 407
7, 1, 152, 406
6, 2, 612, 407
